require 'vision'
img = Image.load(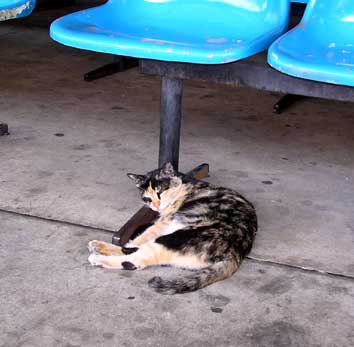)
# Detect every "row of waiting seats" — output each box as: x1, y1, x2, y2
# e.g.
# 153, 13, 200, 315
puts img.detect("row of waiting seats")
48, 0, 351, 88
1, 0, 353, 88
2, 0, 352, 245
